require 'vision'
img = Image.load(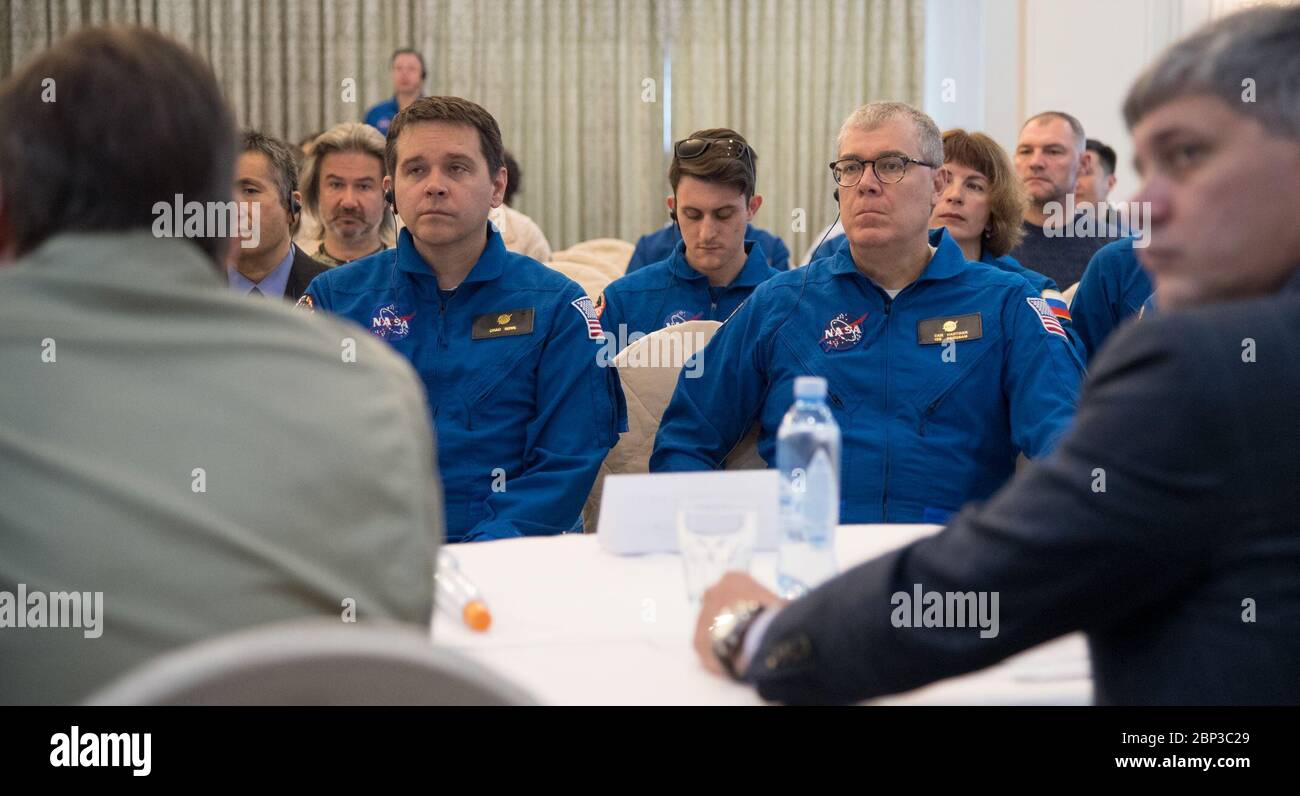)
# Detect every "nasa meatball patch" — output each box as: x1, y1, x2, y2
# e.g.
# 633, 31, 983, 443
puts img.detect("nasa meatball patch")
820, 312, 868, 352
